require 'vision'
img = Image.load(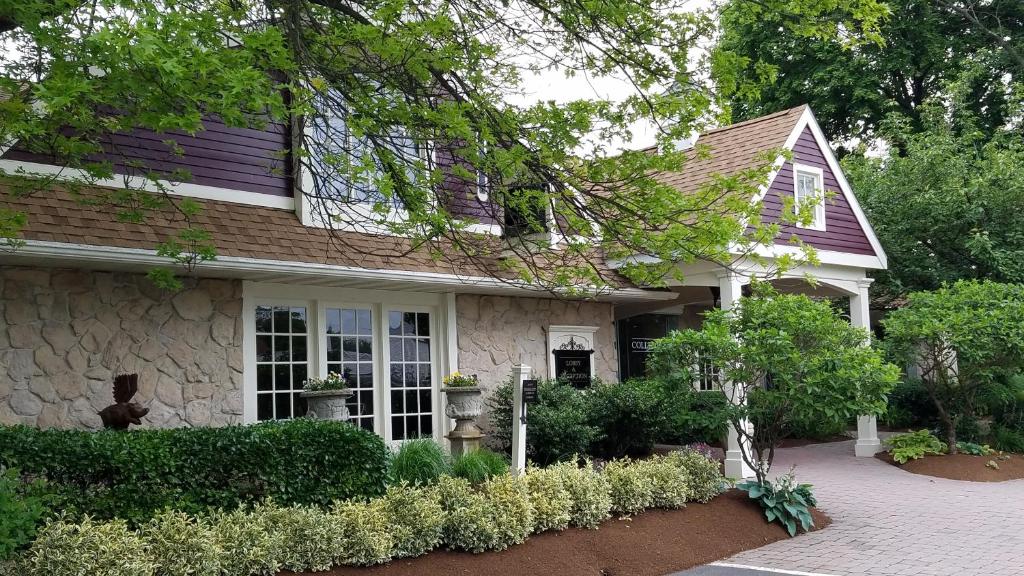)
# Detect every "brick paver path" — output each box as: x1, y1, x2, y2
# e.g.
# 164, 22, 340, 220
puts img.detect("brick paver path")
722, 439, 1024, 576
